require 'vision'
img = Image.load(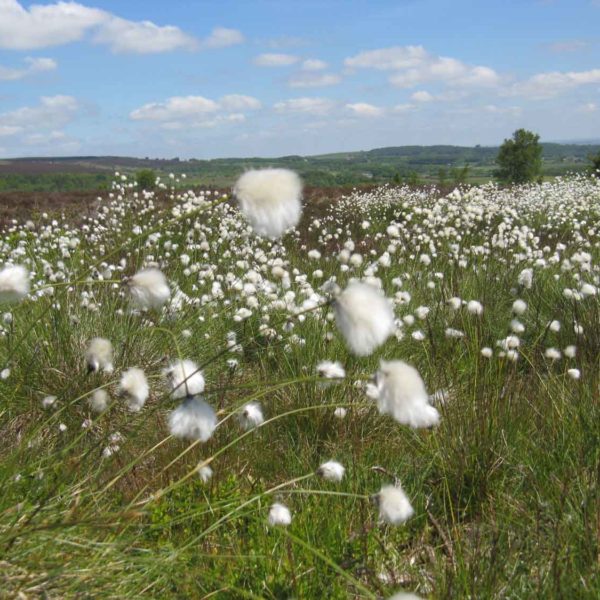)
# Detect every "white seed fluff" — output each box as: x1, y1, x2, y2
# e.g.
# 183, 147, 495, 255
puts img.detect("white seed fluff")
0, 265, 30, 304
233, 168, 303, 238
163, 359, 205, 399
377, 484, 414, 525
168, 397, 217, 442
238, 402, 265, 430
89, 389, 109, 413
333, 281, 395, 356
317, 460, 345, 482
316, 360, 346, 380
197, 464, 214, 483
374, 360, 440, 428
85, 337, 114, 374
512, 299, 527, 315
128, 268, 170, 310
267, 502, 292, 526
118, 367, 149, 412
